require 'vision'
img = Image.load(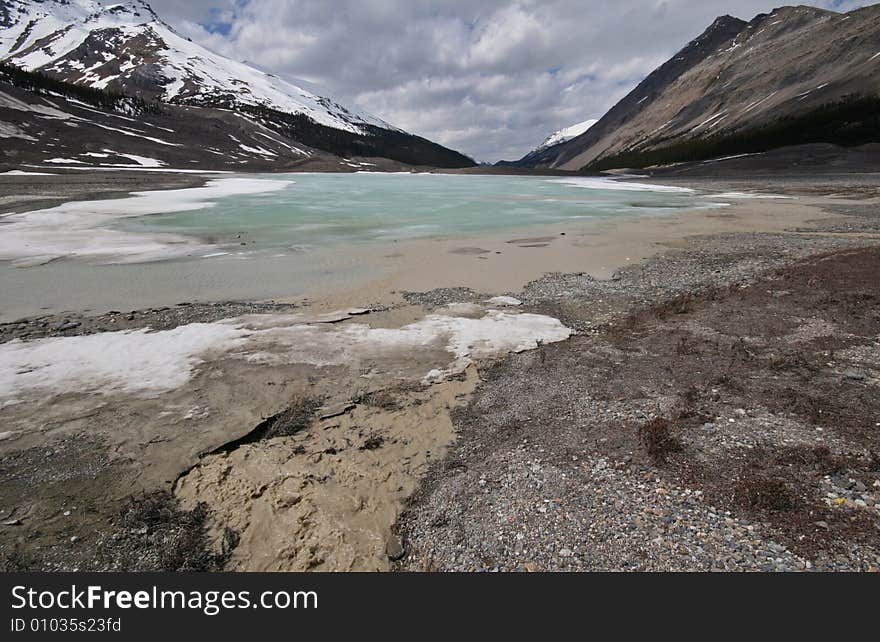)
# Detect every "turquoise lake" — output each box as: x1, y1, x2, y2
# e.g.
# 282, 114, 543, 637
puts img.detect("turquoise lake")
117, 173, 721, 255
1, 173, 731, 320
